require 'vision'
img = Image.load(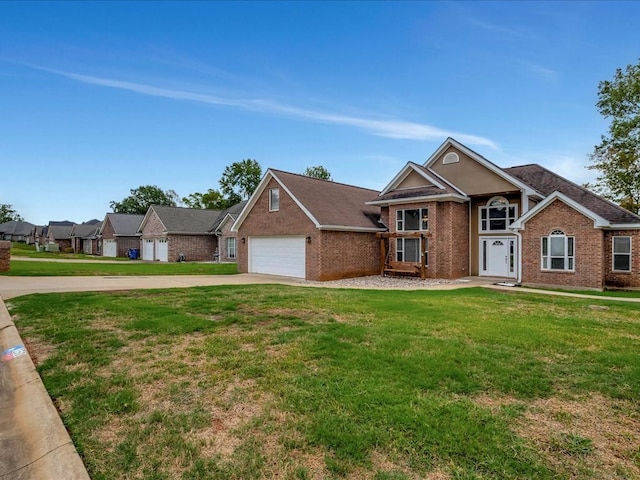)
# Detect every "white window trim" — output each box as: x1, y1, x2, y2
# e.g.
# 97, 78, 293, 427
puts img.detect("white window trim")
541, 231, 575, 272
227, 237, 237, 260
269, 188, 279, 212
396, 208, 429, 232
479, 197, 518, 233
612, 236, 632, 272
395, 237, 426, 264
